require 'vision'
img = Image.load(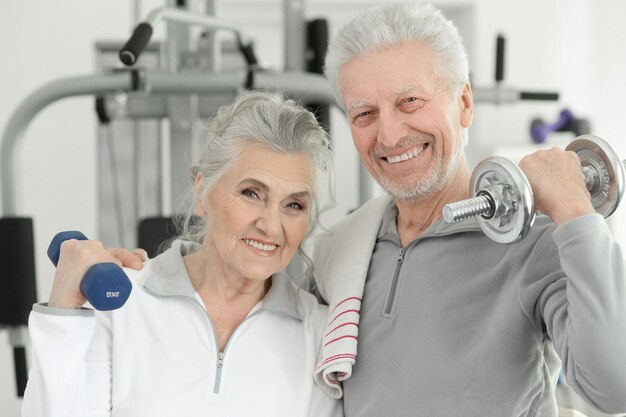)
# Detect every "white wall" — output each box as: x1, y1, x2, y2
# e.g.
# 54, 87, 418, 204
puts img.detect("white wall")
1, 1, 625, 415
